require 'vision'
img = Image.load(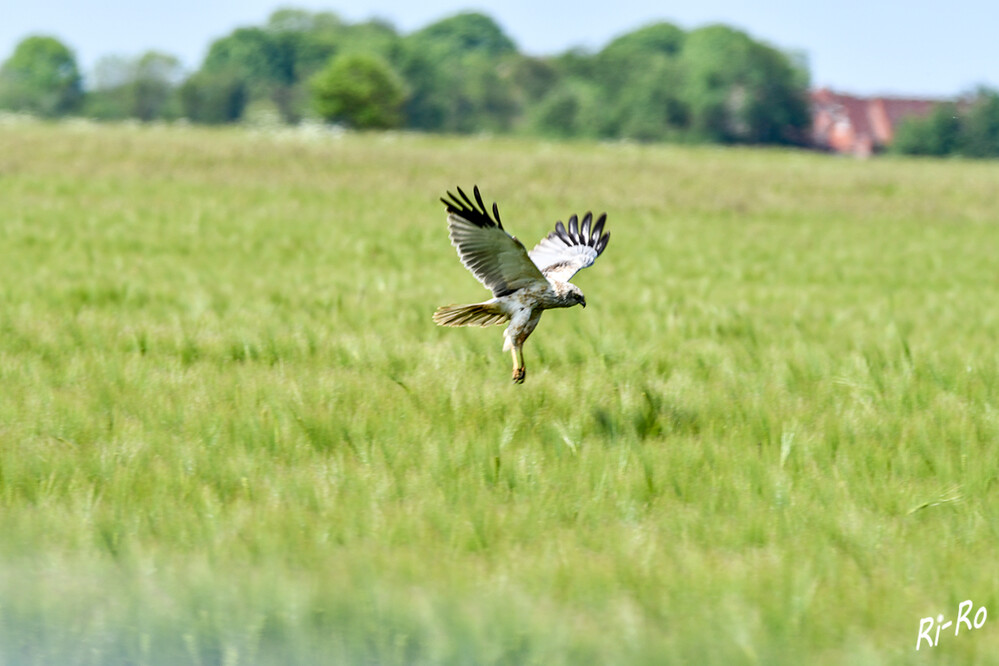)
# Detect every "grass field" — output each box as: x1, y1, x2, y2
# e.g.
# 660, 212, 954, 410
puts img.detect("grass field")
1, 119, 999, 664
